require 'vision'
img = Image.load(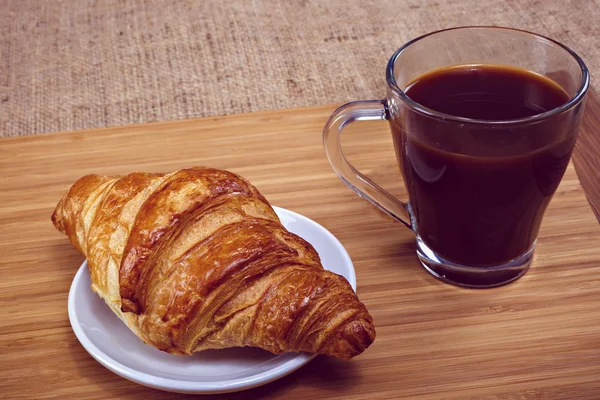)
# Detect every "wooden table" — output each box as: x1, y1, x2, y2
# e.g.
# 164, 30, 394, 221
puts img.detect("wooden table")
2, 95, 600, 399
